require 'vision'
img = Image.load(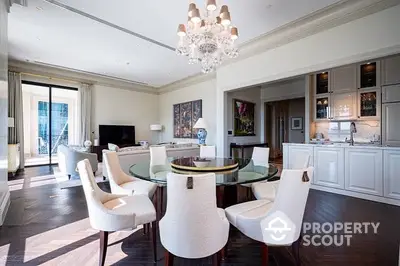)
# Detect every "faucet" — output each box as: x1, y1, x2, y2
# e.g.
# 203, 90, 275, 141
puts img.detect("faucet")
349, 122, 357, 146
